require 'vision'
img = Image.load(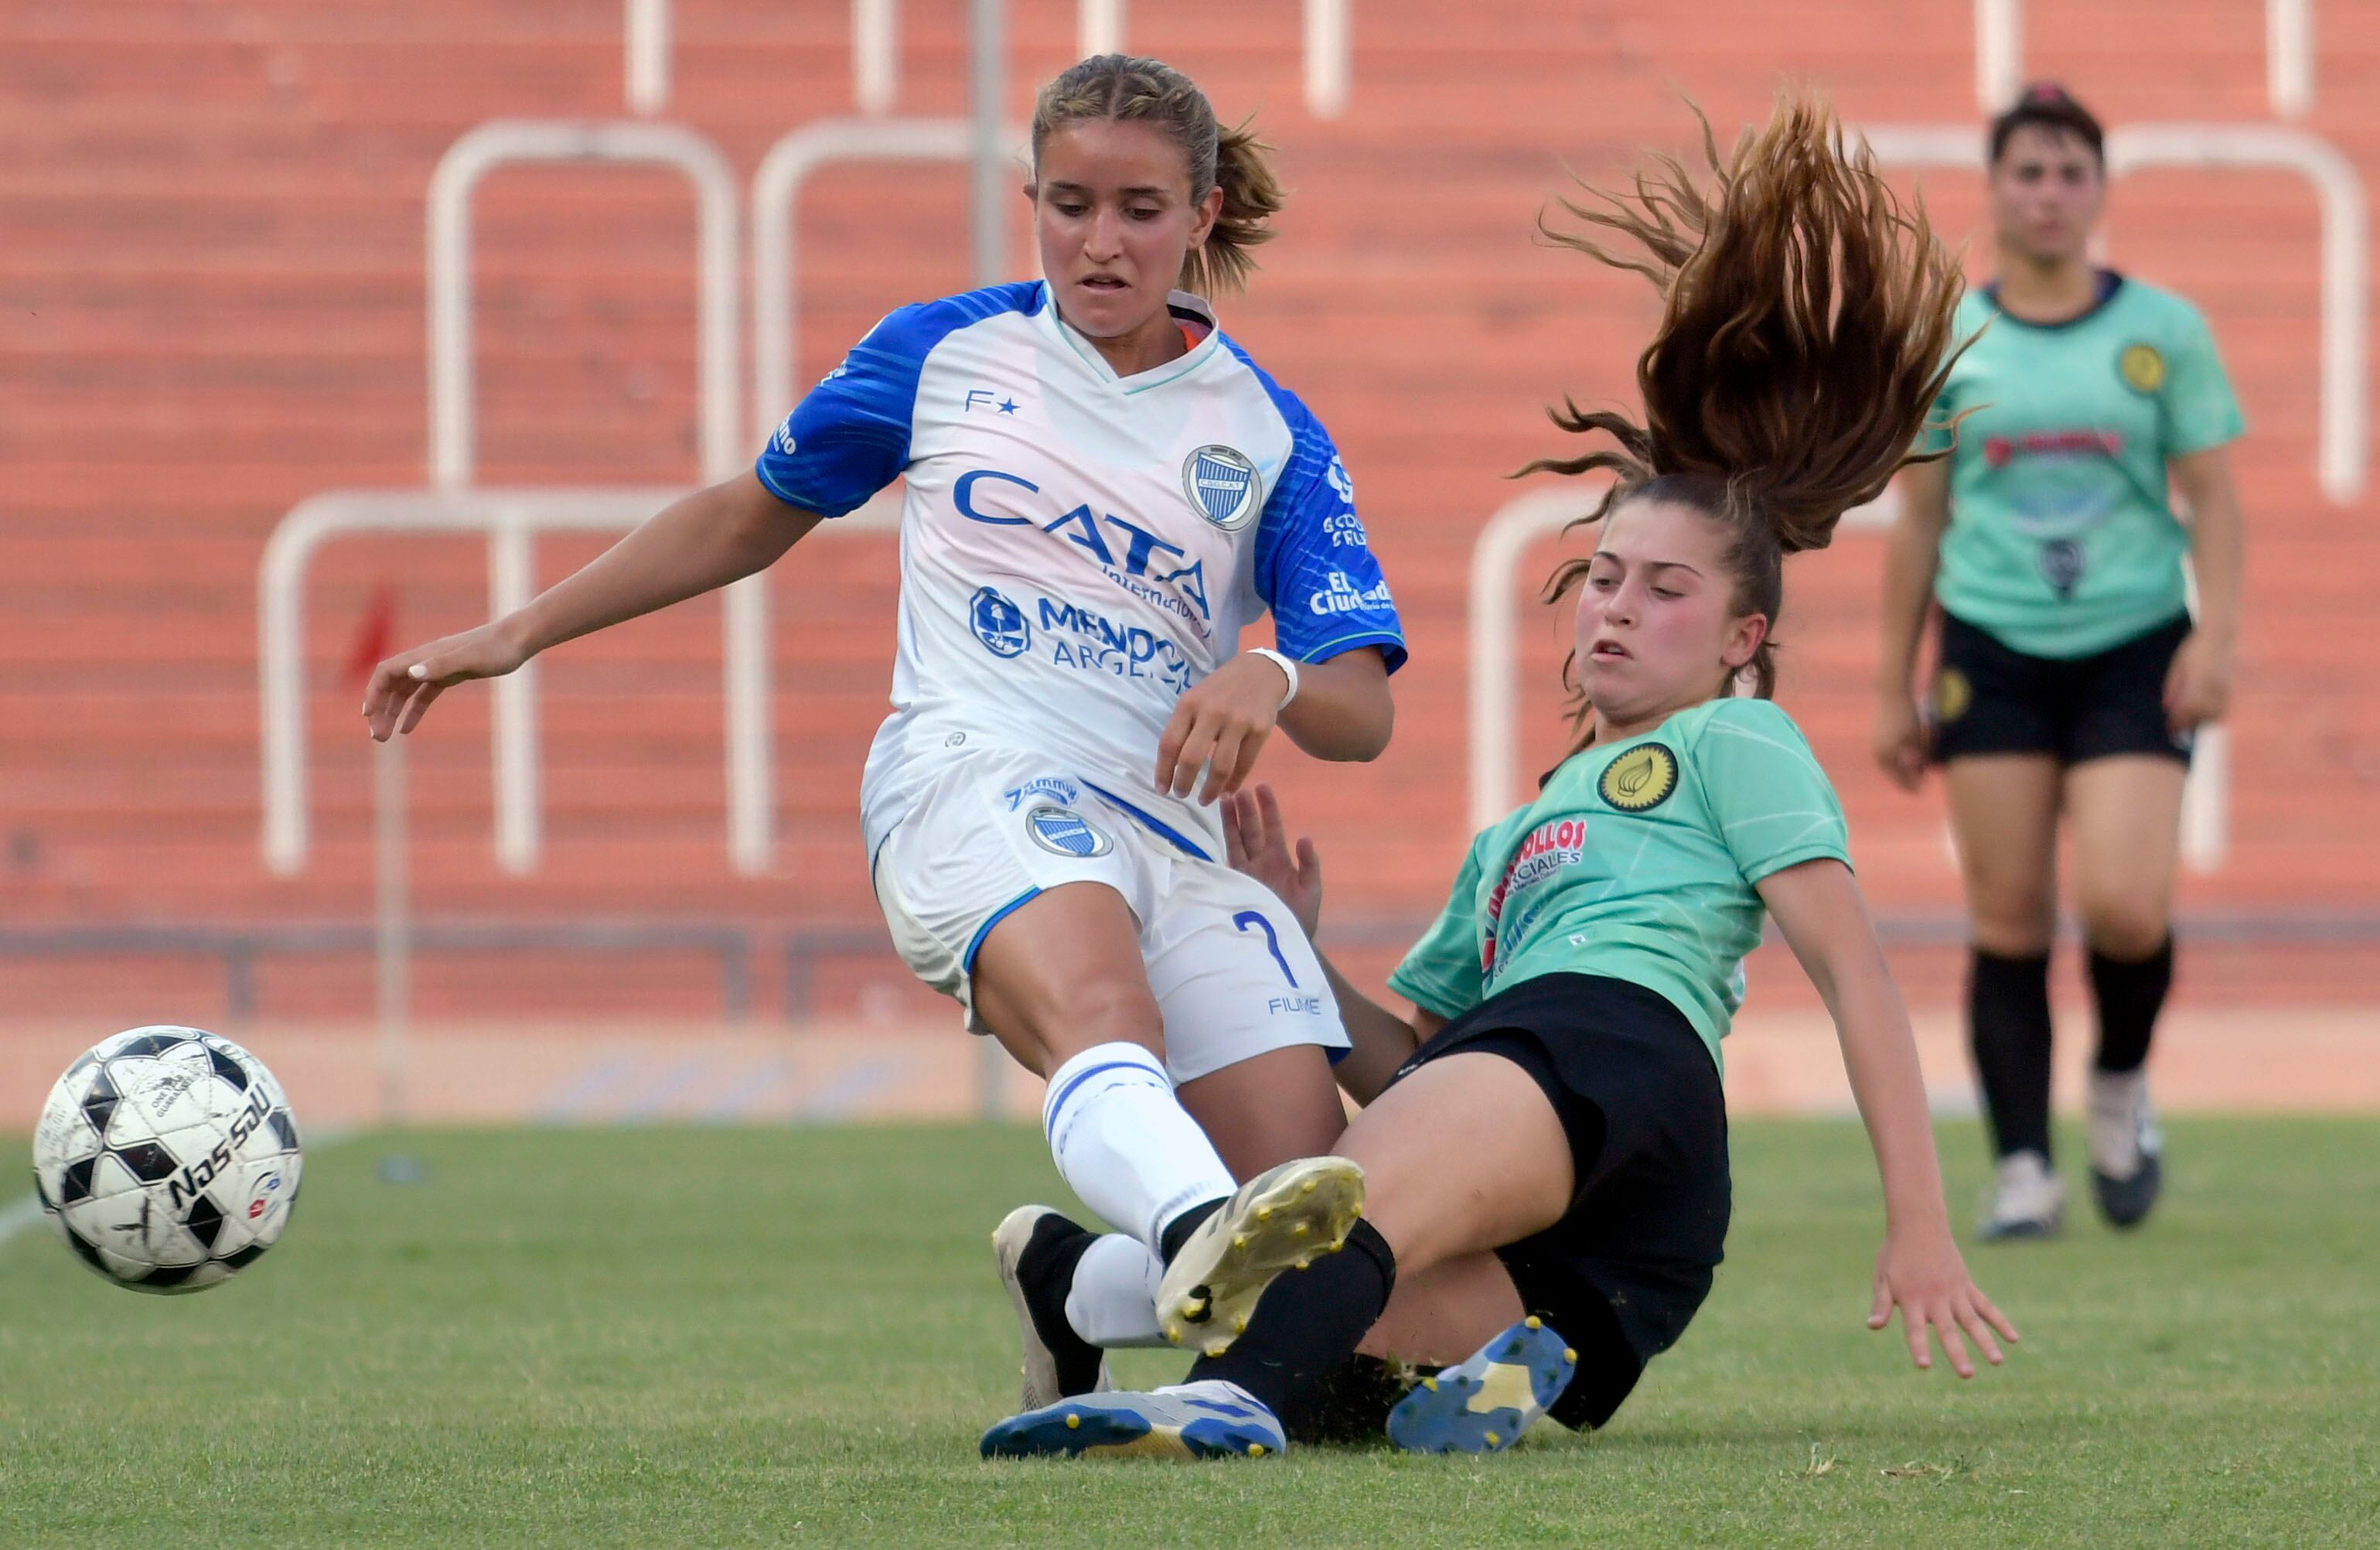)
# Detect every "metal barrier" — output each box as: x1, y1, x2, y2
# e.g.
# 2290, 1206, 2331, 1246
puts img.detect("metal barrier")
1974, 0, 2315, 117
256, 489, 898, 878
14, 910, 2367, 1027
425, 119, 767, 873
751, 117, 1027, 444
